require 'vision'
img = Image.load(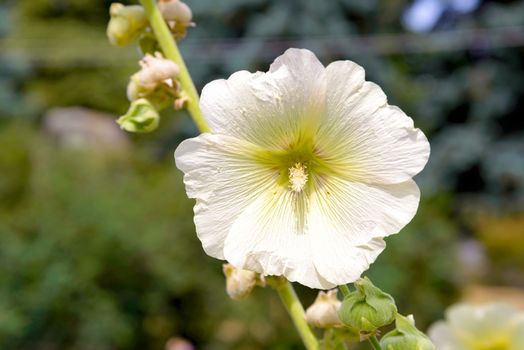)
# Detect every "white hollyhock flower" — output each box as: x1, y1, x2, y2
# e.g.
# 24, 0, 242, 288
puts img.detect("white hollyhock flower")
175, 48, 430, 289
428, 303, 524, 350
